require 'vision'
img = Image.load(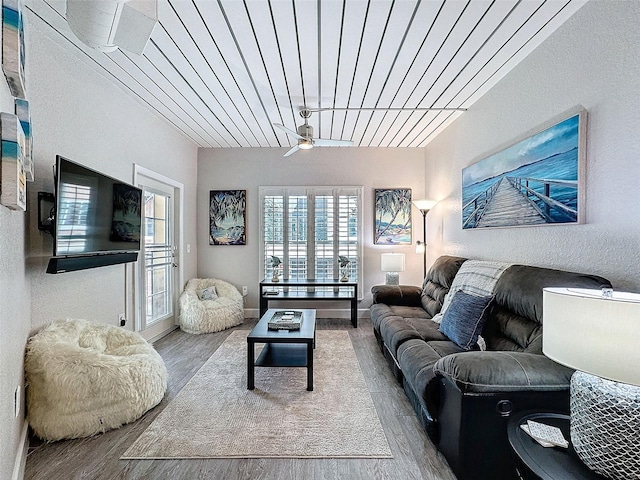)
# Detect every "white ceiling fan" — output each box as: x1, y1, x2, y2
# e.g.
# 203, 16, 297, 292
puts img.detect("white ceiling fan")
274, 108, 354, 157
